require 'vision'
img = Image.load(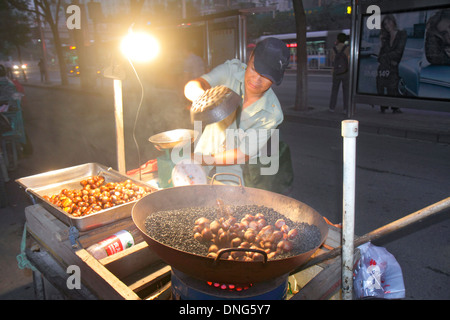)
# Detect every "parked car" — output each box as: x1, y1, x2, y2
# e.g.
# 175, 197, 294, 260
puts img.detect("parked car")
357, 53, 450, 101
398, 57, 450, 99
